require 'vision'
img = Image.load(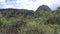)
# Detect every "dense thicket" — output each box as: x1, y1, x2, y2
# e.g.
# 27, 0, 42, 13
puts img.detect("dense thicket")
0, 5, 60, 34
